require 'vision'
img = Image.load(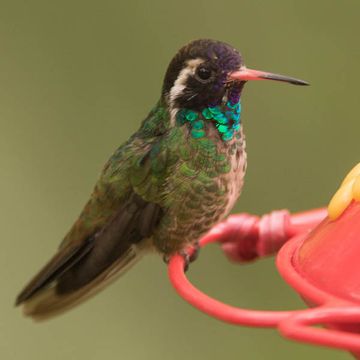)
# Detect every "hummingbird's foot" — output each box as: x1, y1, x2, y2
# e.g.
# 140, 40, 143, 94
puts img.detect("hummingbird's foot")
179, 250, 191, 272
163, 251, 191, 271
189, 240, 200, 263
162, 243, 200, 272
162, 254, 171, 265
